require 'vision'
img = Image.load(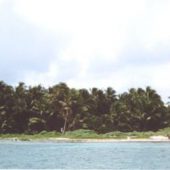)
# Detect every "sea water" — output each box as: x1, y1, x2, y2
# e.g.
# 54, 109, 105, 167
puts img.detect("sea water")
0, 141, 170, 169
